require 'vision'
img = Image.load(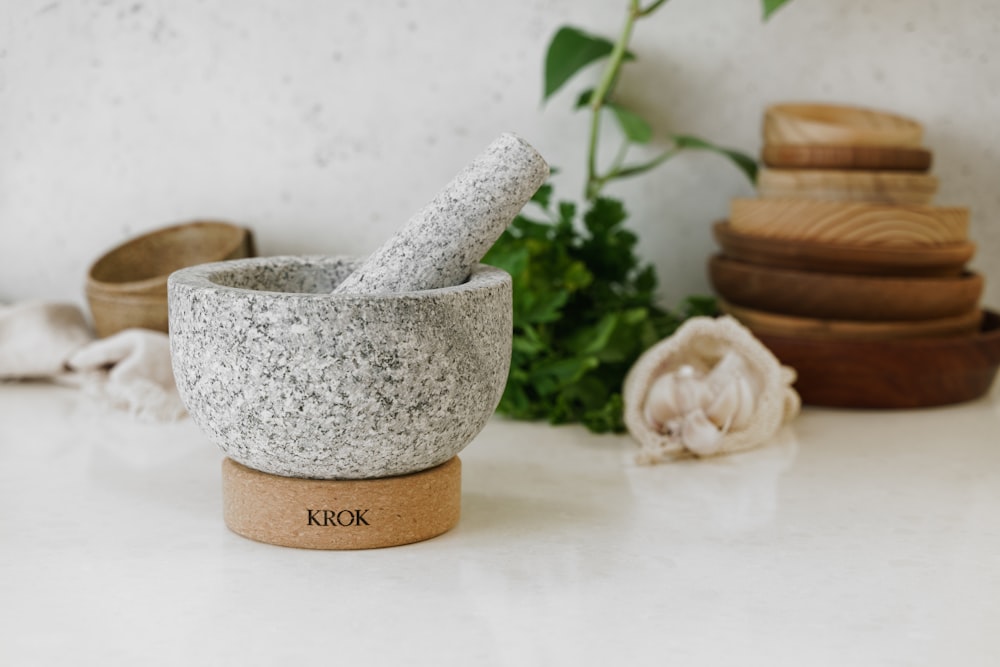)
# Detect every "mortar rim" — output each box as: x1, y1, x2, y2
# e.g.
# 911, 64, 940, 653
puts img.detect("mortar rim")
167, 254, 511, 301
